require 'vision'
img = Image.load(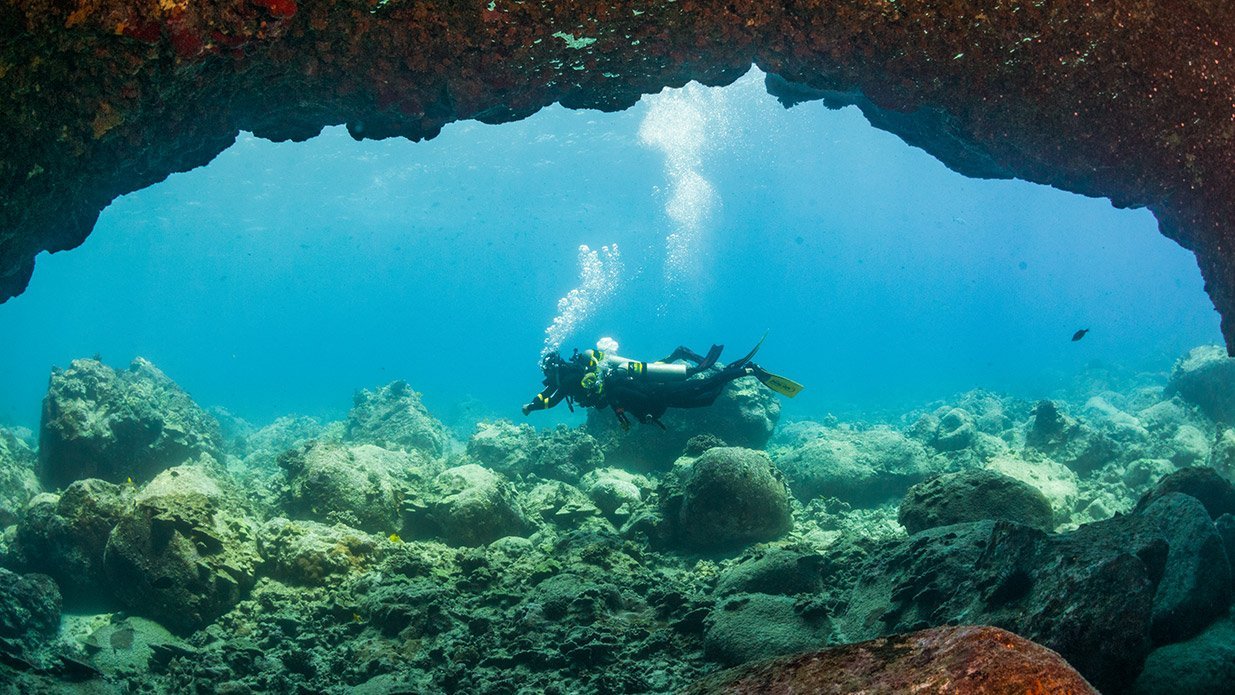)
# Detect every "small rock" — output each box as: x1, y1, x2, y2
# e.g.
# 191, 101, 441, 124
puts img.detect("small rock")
581, 468, 651, 522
